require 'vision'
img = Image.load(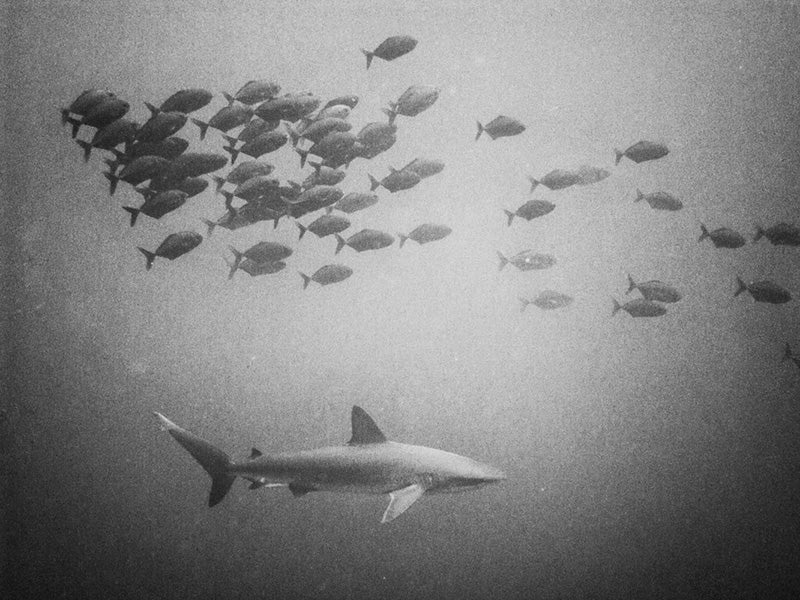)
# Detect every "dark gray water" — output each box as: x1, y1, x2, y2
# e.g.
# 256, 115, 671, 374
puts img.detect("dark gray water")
3, 1, 800, 598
